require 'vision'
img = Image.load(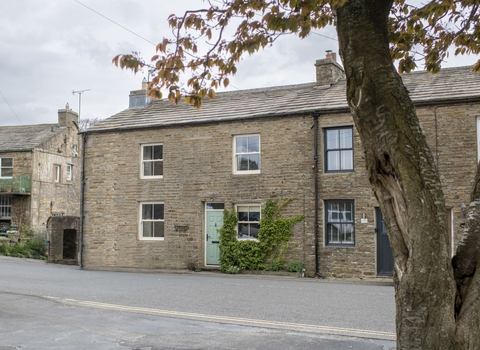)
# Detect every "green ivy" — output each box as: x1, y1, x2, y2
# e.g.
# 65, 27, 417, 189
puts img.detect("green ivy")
218, 199, 304, 272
